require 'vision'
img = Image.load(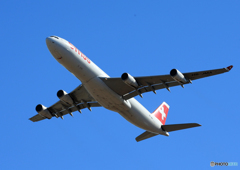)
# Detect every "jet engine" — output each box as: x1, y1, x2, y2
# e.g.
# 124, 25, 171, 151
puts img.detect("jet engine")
35, 104, 52, 119
170, 69, 190, 84
57, 90, 74, 105
121, 73, 139, 88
